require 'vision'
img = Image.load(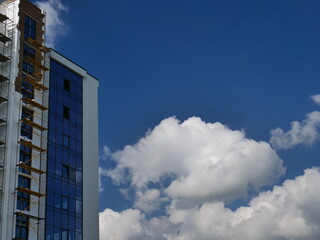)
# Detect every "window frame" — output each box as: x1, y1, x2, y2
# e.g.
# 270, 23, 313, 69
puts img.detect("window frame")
17, 175, 31, 211
24, 14, 37, 40
19, 145, 32, 174
15, 214, 29, 239
20, 107, 34, 140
